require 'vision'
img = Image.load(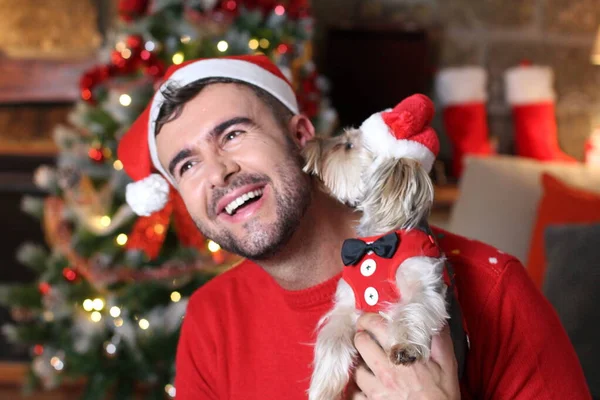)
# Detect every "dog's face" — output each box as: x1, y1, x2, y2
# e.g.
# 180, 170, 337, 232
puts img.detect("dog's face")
302, 128, 372, 207
303, 128, 434, 234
